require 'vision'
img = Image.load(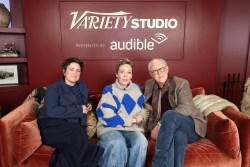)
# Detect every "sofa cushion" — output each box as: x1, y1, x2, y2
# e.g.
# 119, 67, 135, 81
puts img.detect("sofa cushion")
193, 94, 239, 117
86, 111, 97, 138
207, 111, 240, 159
13, 119, 42, 164
185, 138, 241, 167
222, 106, 250, 167
23, 87, 47, 111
